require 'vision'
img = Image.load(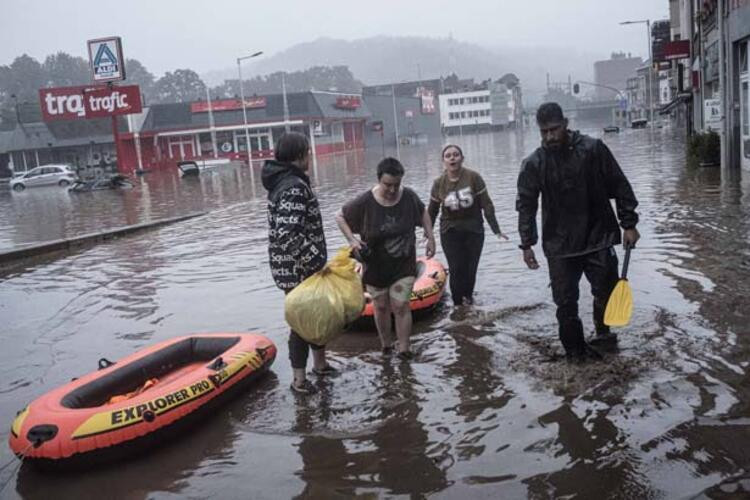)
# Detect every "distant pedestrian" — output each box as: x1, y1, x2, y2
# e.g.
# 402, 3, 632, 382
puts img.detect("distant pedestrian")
428, 144, 508, 306
516, 102, 640, 362
262, 132, 337, 395
336, 157, 436, 360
